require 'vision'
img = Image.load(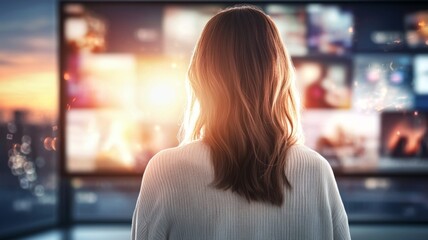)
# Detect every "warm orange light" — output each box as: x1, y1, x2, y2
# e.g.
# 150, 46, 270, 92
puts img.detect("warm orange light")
99, 120, 134, 167
0, 72, 57, 117
64, 72, 70, 81
137, 57, 187, 123
388, 124, 426, 155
